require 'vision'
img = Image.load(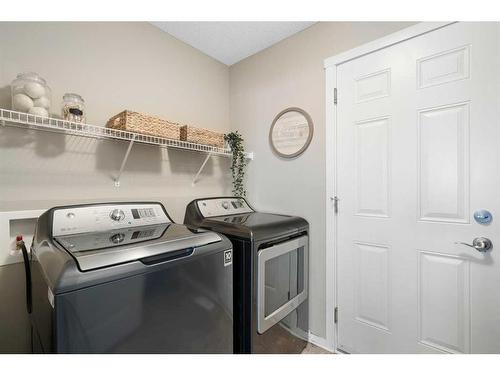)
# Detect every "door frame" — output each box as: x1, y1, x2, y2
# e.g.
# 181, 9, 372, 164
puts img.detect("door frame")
323, 21, 455, 353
